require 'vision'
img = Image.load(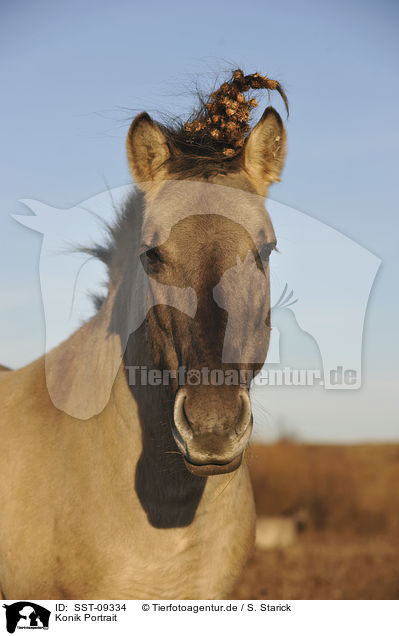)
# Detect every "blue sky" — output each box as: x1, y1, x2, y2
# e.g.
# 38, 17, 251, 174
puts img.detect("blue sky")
1, 0, 398, 440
